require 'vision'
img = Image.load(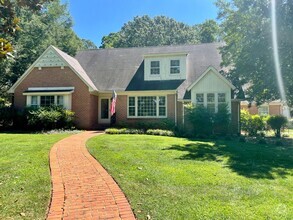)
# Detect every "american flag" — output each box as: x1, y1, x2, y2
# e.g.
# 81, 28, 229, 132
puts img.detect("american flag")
110, 90, 117, 116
